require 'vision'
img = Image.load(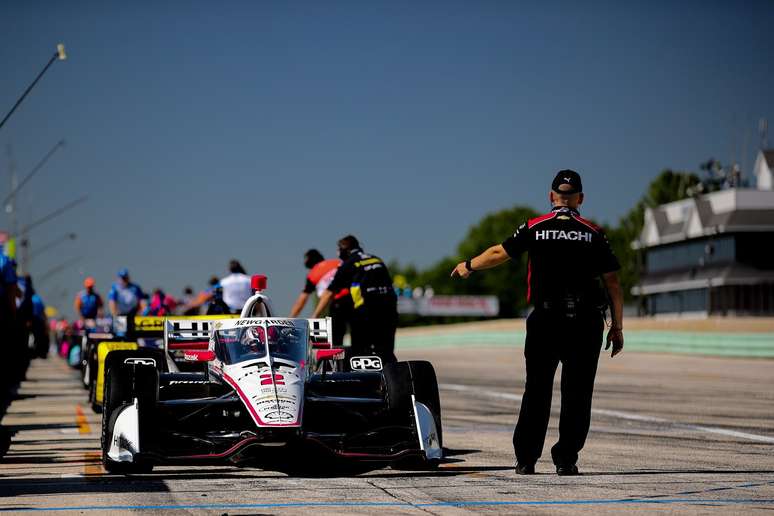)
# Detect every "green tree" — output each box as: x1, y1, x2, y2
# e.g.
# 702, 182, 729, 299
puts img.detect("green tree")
407, 205, 538, 317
